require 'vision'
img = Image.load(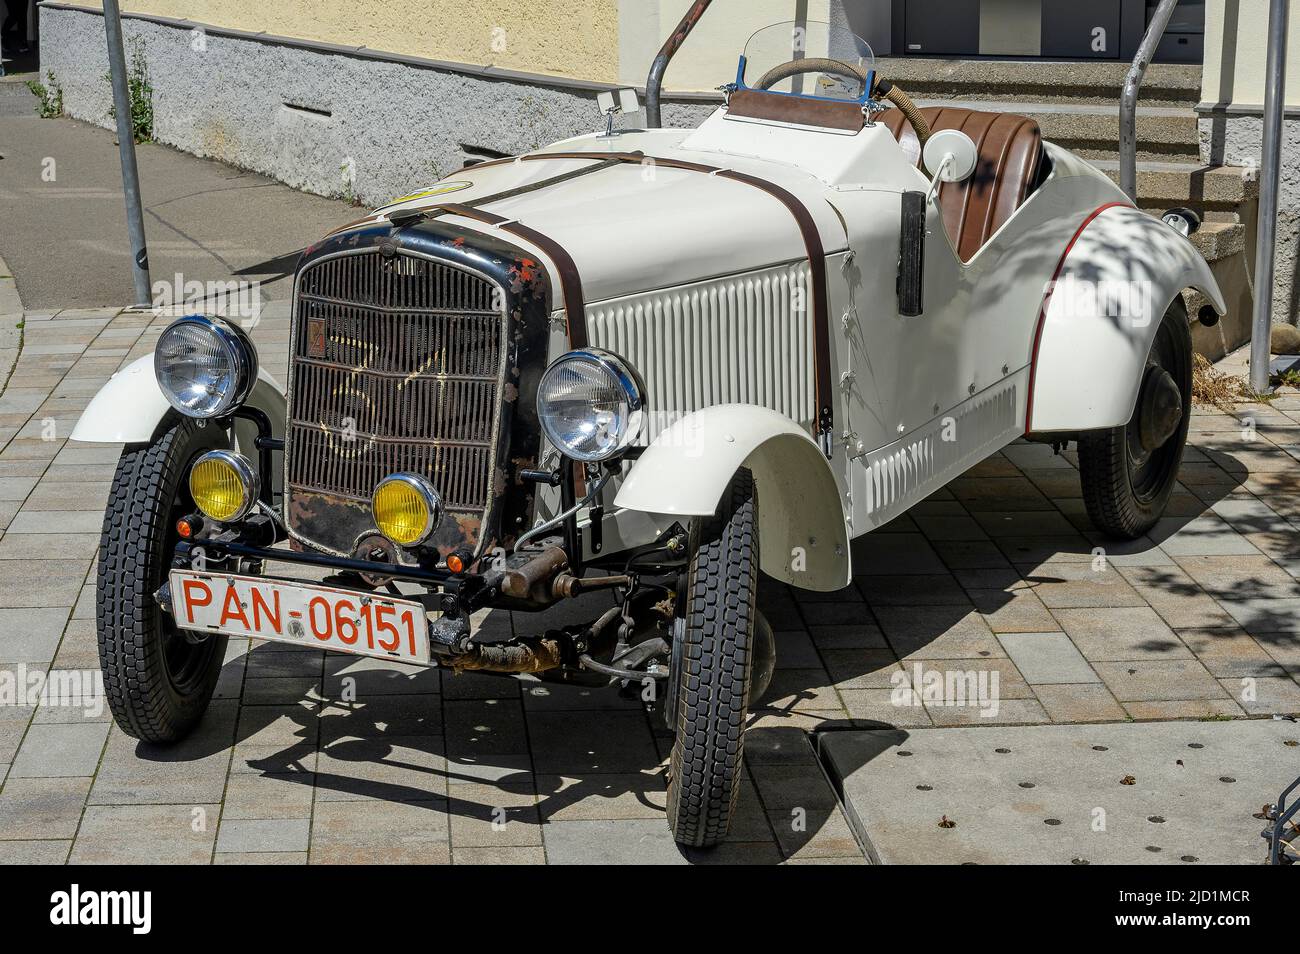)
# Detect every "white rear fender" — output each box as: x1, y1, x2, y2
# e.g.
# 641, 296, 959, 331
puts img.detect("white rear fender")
614, 405, 850, 591
1028, 204, 1226, 432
